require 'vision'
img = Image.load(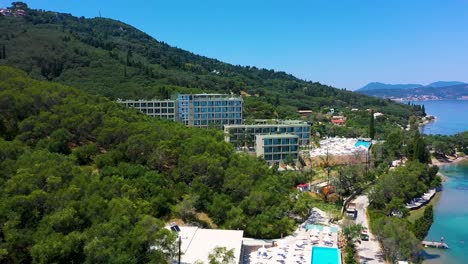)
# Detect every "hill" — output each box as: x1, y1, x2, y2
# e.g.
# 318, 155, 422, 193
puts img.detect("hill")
358, 84, 468, 100
357, 81, 466, 92
358, 82, 423, 91
0, 3, 422, 126
427, 81, 465, 88
0, 66, 316, 262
